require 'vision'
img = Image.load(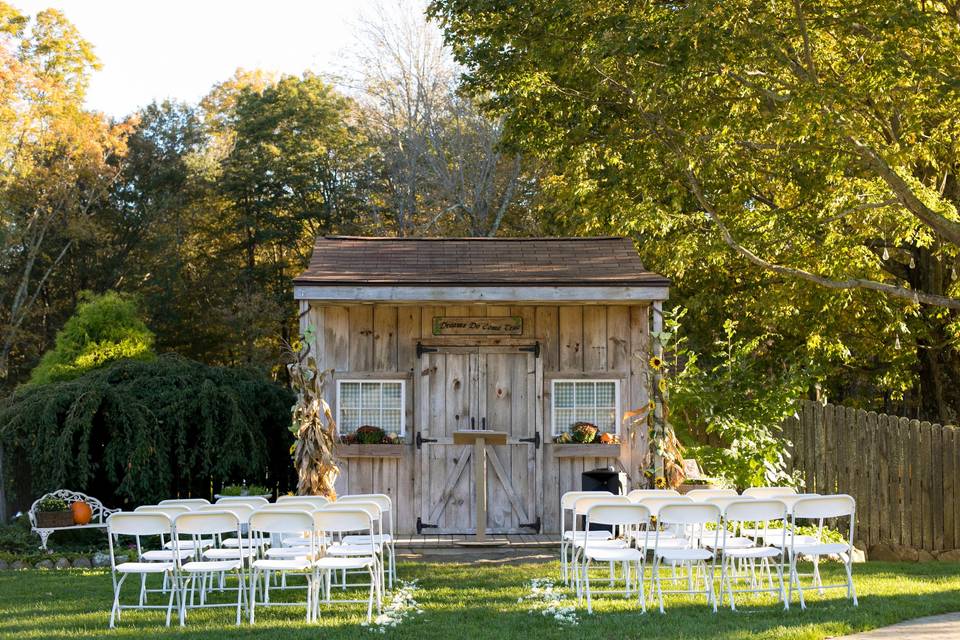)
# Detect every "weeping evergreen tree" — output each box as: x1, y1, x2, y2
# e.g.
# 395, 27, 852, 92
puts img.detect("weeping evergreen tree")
0, 354, 294, 507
